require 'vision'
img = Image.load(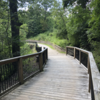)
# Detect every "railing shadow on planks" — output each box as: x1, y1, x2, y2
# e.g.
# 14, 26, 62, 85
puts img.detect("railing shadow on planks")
66, 46, 100, 100
0, 47, 48, 97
